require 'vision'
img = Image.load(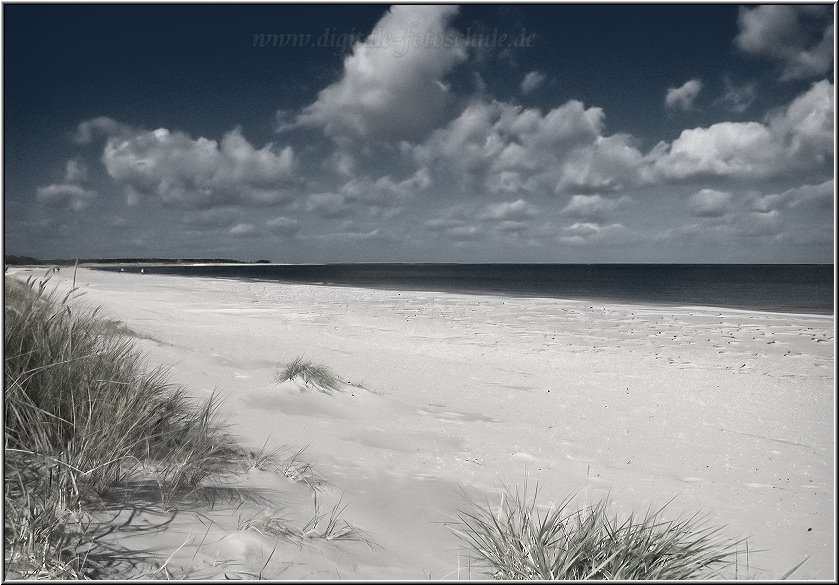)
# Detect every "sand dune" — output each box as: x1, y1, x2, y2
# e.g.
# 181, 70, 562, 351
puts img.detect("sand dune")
7, 266, 834, 579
